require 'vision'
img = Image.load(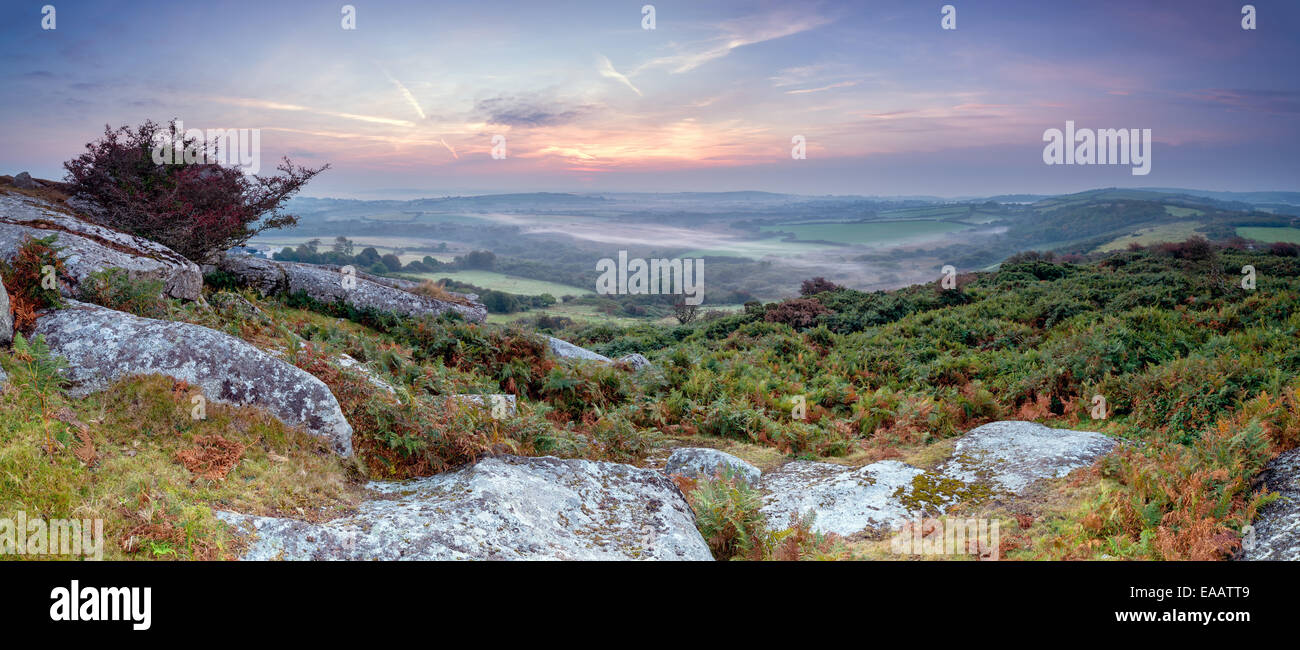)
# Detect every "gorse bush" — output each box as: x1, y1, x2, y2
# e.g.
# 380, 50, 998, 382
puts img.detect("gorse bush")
63, 119, 327, 263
